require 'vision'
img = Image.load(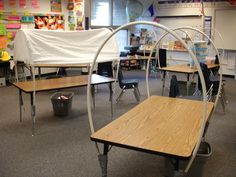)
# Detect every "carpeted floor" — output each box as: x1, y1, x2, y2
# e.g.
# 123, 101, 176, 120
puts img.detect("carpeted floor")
0, 70, 235, 177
